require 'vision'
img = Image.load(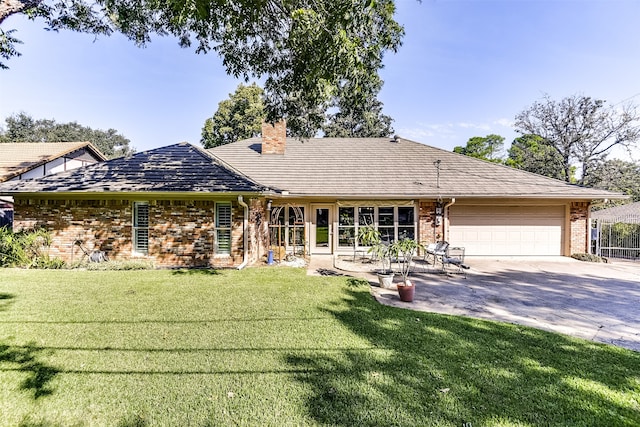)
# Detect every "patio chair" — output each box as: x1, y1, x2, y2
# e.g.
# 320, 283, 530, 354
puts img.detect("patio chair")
442, 246, 470, 277
424, 241, 449, 266
417, 241, 449, 272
